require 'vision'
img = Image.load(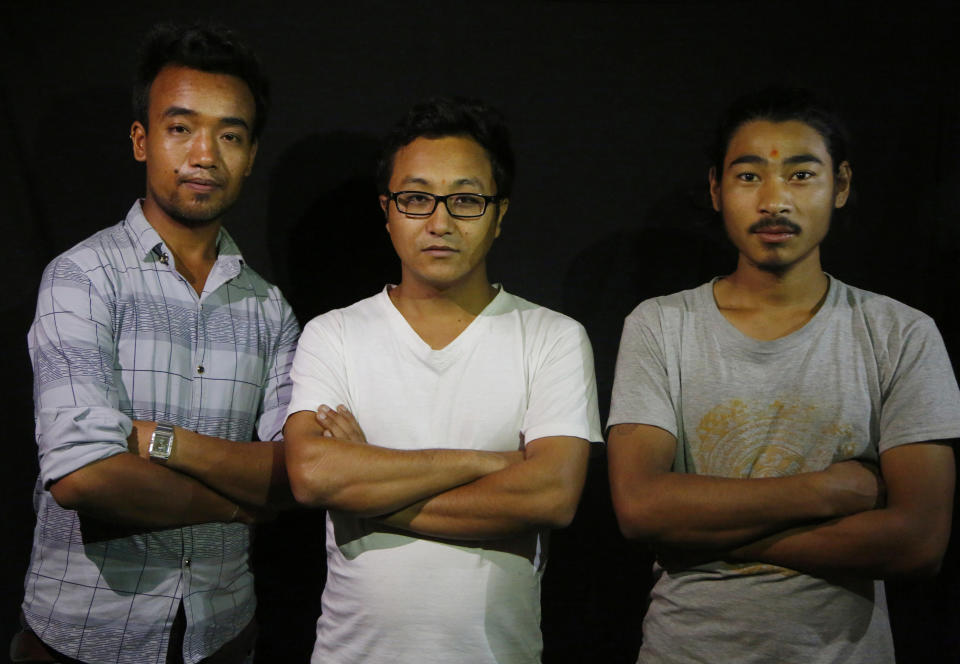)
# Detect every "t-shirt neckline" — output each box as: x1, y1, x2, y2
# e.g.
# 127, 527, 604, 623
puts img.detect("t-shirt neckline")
701, 274, 838, 356
377, 284, 508, 359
